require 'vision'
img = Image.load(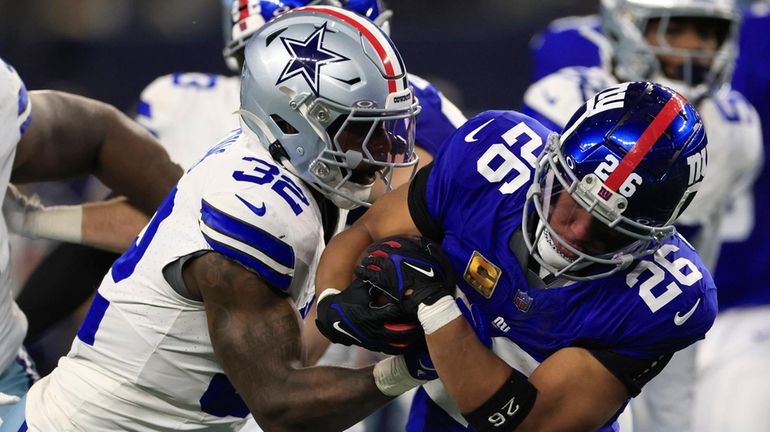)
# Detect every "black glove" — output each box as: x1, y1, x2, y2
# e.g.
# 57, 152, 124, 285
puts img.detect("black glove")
355, 236, 455, 317
315, 280, 424, 355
